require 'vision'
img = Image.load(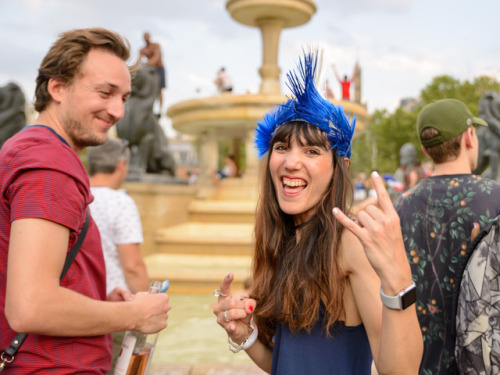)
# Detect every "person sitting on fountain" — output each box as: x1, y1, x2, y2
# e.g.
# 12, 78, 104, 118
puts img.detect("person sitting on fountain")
212, 50, 422, 374
217, 154, 238, 179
